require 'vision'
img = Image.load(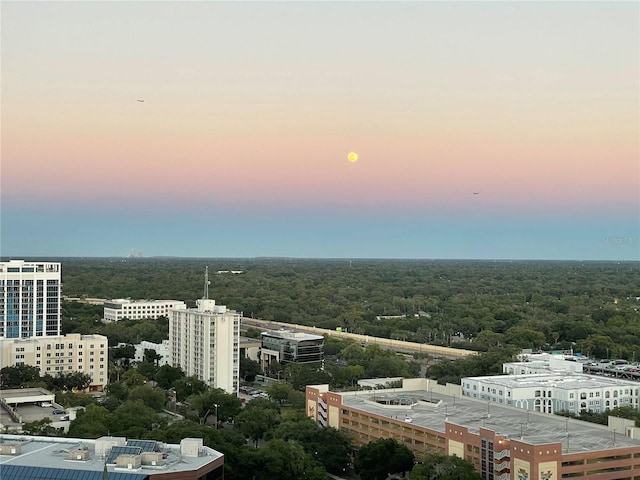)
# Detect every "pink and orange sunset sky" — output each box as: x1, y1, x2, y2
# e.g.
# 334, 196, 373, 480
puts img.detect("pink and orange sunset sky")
2, 1, 638, 259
